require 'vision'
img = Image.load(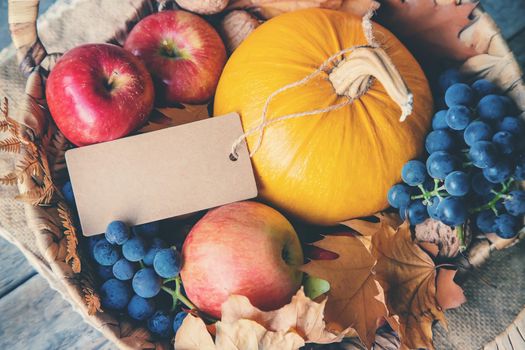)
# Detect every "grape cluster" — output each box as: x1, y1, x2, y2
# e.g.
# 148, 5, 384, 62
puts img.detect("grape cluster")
388, 68, 525, 242
88, 218, 189, 339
